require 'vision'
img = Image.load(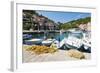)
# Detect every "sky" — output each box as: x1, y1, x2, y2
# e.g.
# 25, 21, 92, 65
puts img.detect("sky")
36, 10, 91, 23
